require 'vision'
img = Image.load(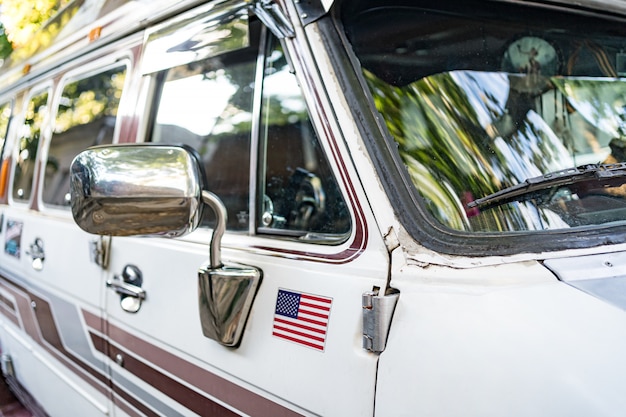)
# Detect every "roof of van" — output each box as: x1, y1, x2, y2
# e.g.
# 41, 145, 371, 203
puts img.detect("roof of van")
1, 0, 625, 91
0, 0, 214, 90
